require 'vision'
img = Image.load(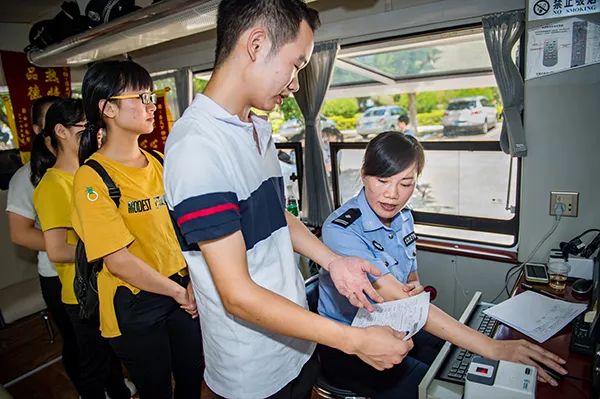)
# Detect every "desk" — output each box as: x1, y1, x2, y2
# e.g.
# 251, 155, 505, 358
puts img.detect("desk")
493, 272, 593, 398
